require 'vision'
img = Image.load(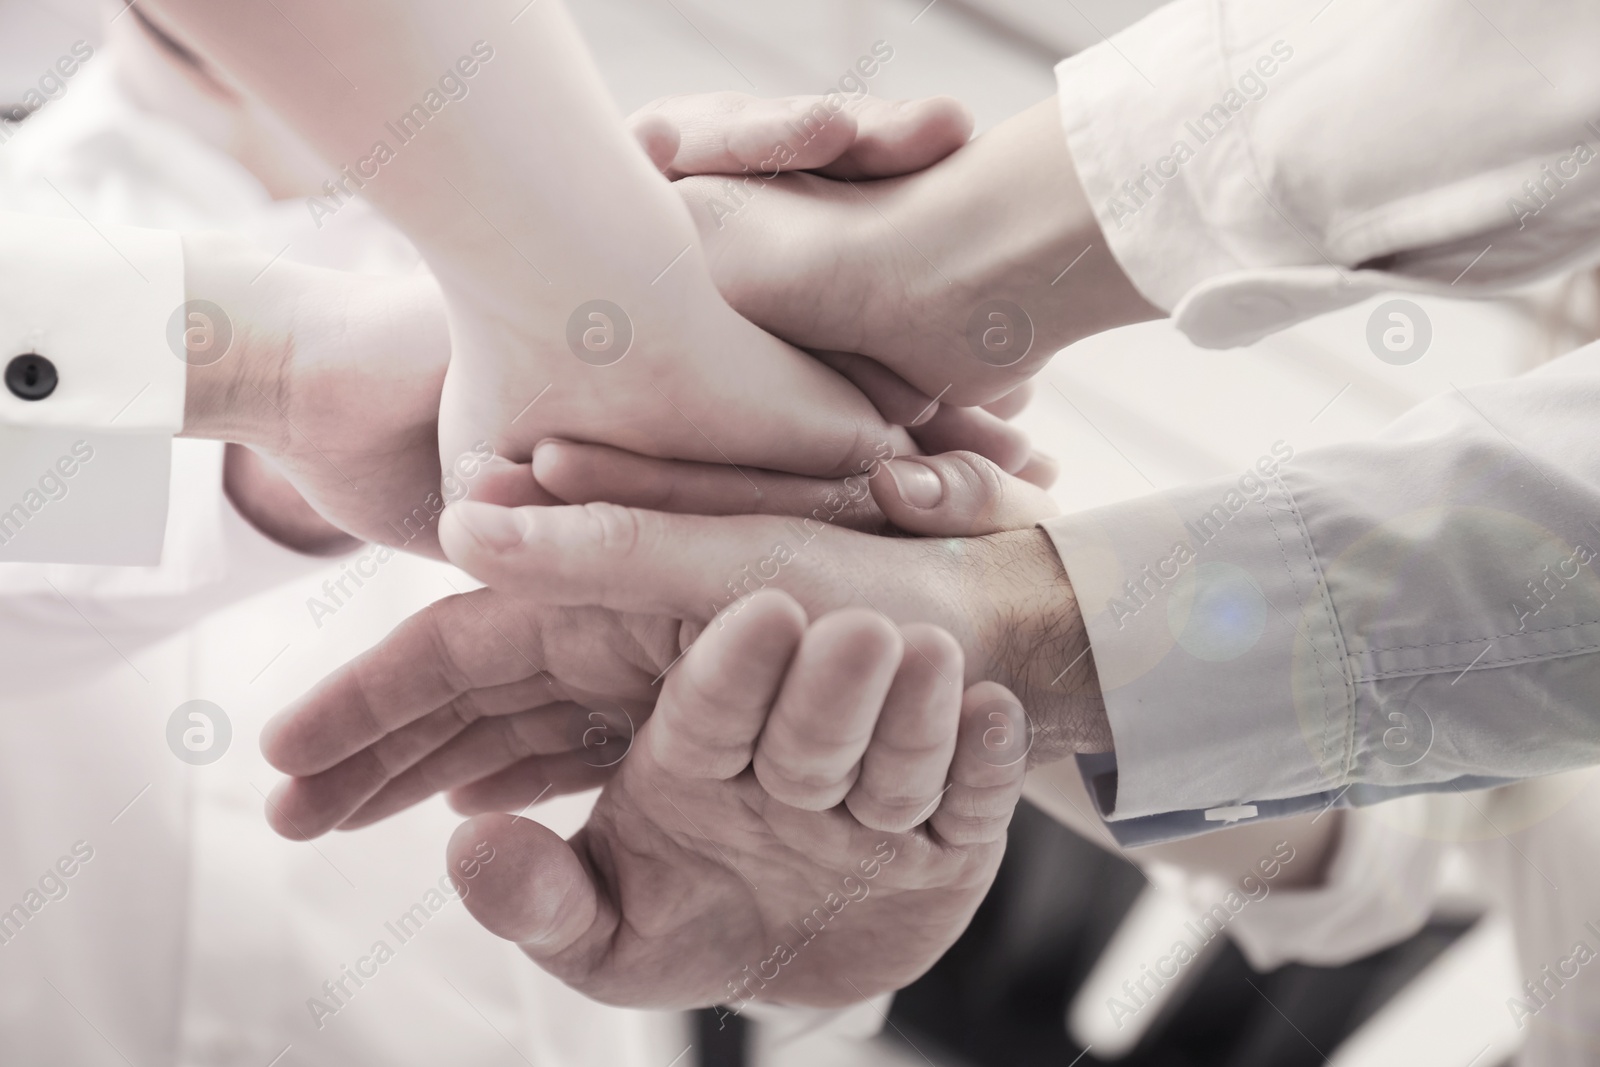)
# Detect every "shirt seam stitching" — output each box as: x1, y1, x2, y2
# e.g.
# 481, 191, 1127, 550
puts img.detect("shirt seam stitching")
1354, 642, 1600, 682
1359, 616, 1600, 653
1274, 473, 1359, 782
1260, 475, 1341, 777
